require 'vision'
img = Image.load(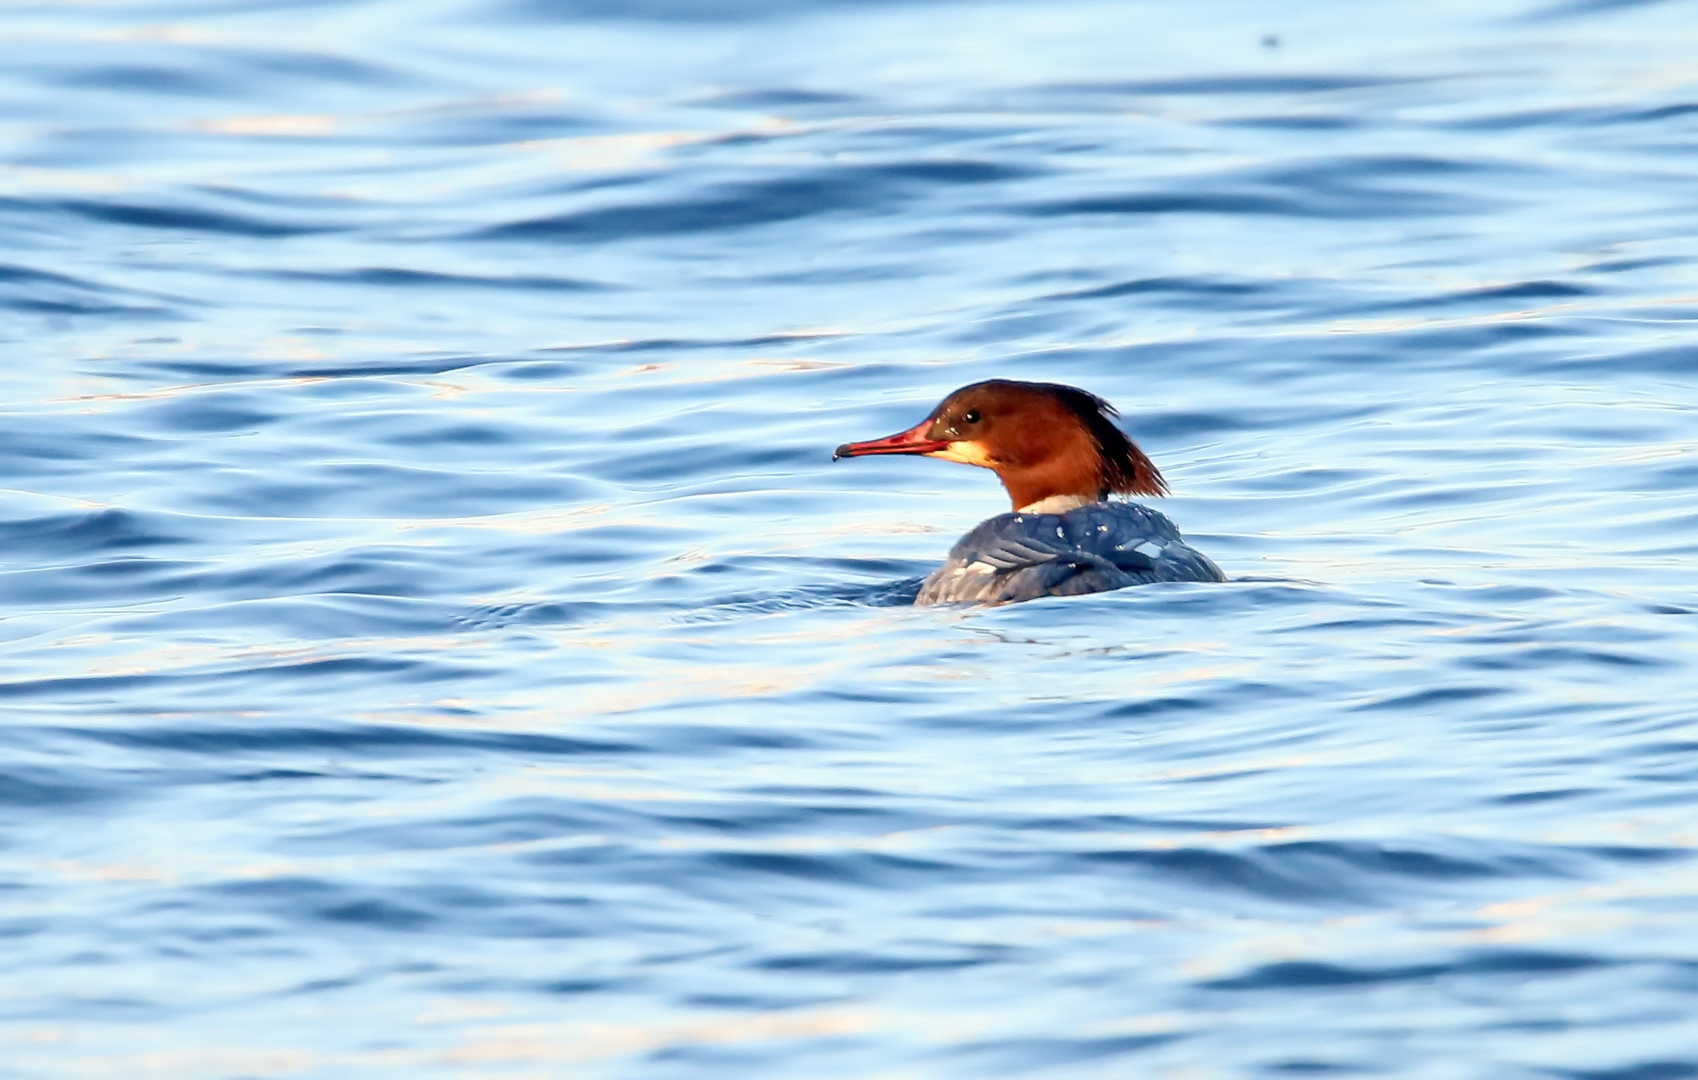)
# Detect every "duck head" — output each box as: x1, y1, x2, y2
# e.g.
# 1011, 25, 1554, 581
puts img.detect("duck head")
834, 379, 1167, 511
